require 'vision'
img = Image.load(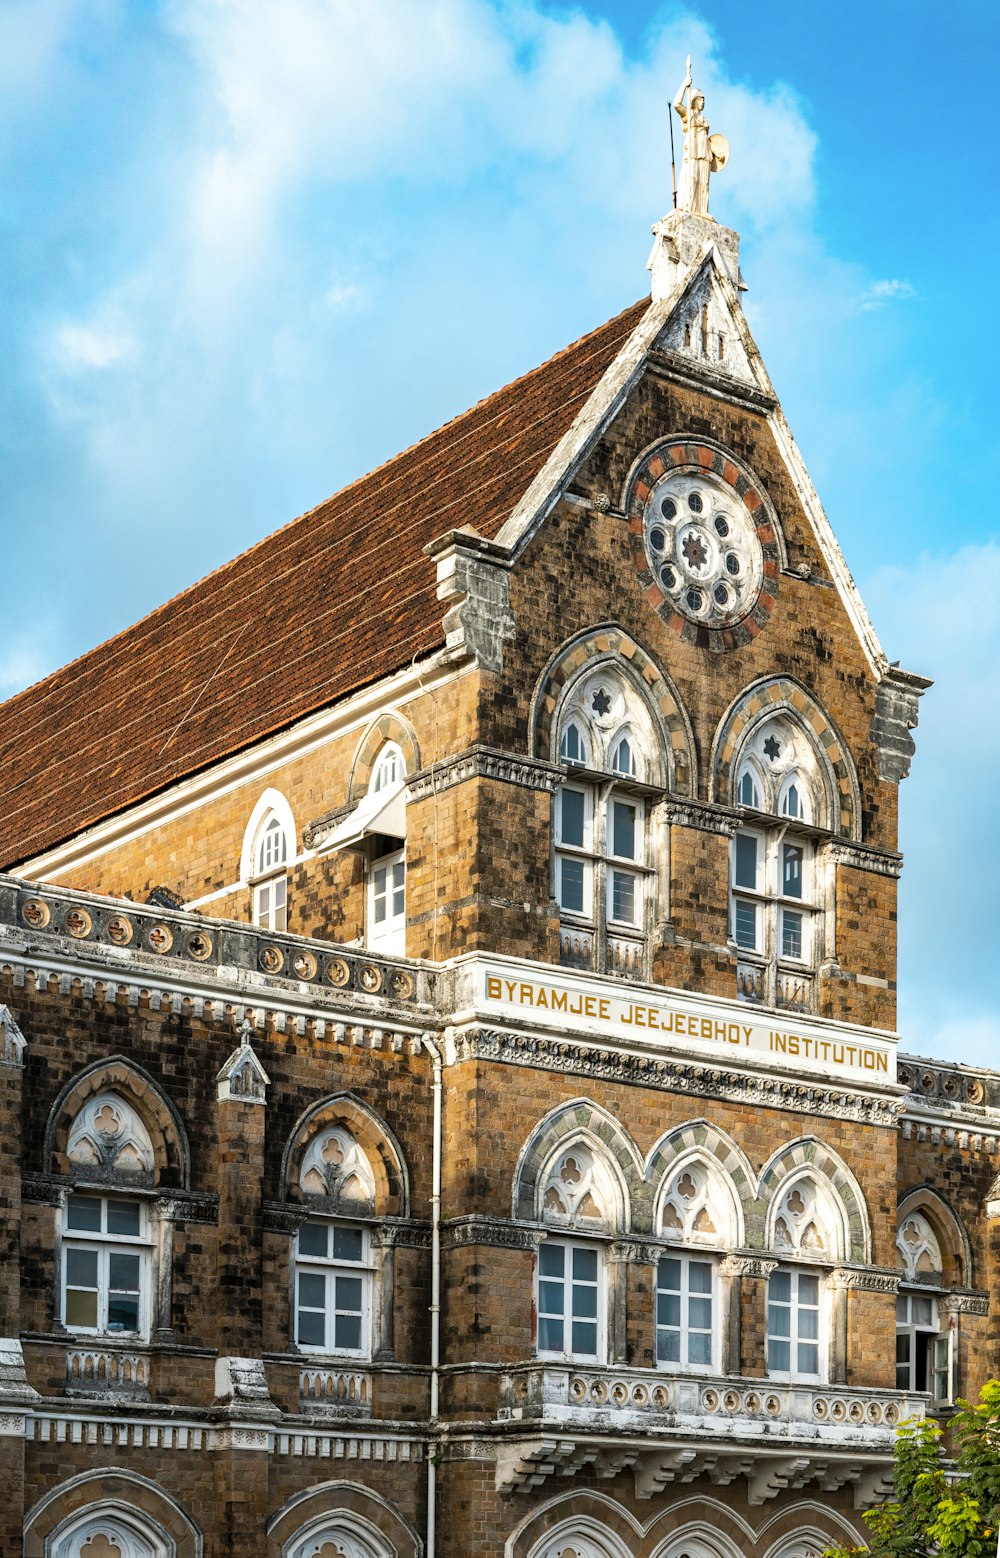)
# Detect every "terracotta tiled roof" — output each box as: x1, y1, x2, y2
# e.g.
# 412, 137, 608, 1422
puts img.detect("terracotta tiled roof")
0, 297, 649, 868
